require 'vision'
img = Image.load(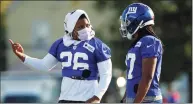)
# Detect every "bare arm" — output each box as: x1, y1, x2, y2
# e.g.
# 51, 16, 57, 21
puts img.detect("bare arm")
133, 57, 157, 103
